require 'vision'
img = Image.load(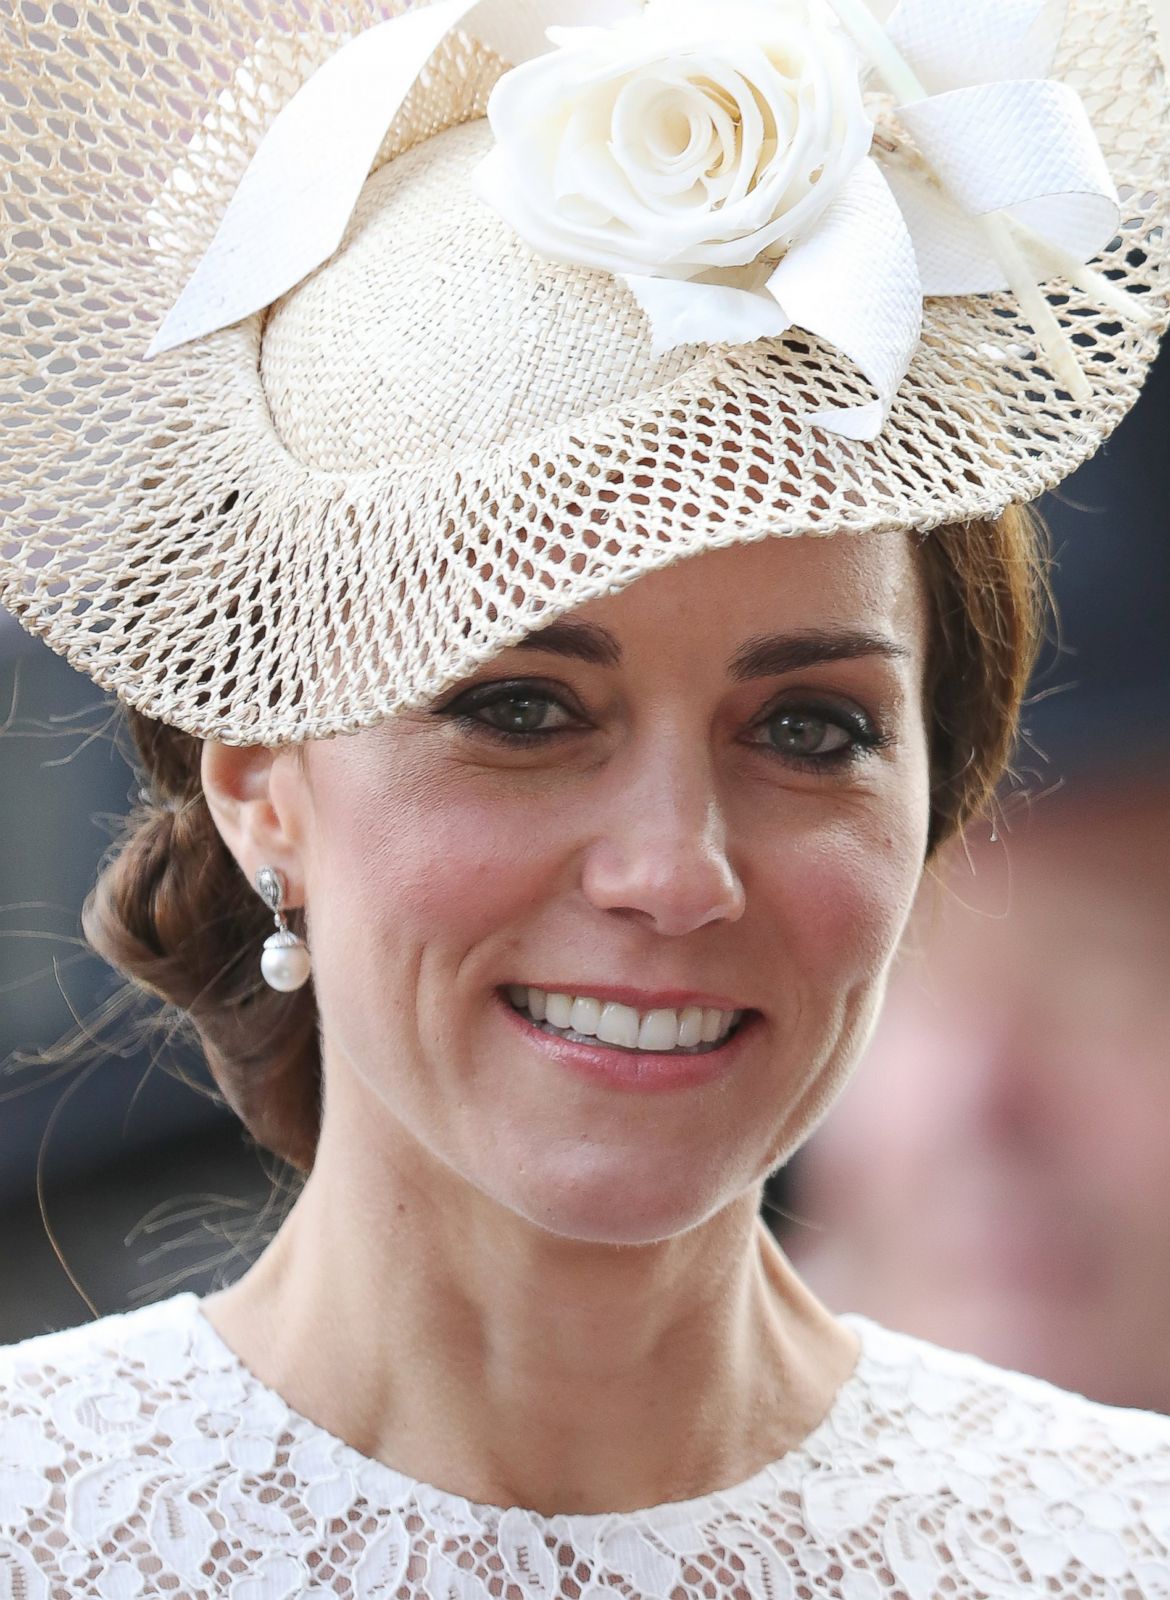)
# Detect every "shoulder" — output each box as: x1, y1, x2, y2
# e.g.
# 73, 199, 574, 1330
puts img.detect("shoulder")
832, 1315, 1170, 1590
0, 1290, 208, 1422
0, 1293, 278, 1570
848, 1313, 1170, 1461
0, 1295, 202, 1502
